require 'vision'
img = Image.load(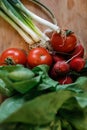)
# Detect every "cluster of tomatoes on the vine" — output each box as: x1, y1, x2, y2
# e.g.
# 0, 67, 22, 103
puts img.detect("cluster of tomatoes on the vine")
0, 30, 85, 85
